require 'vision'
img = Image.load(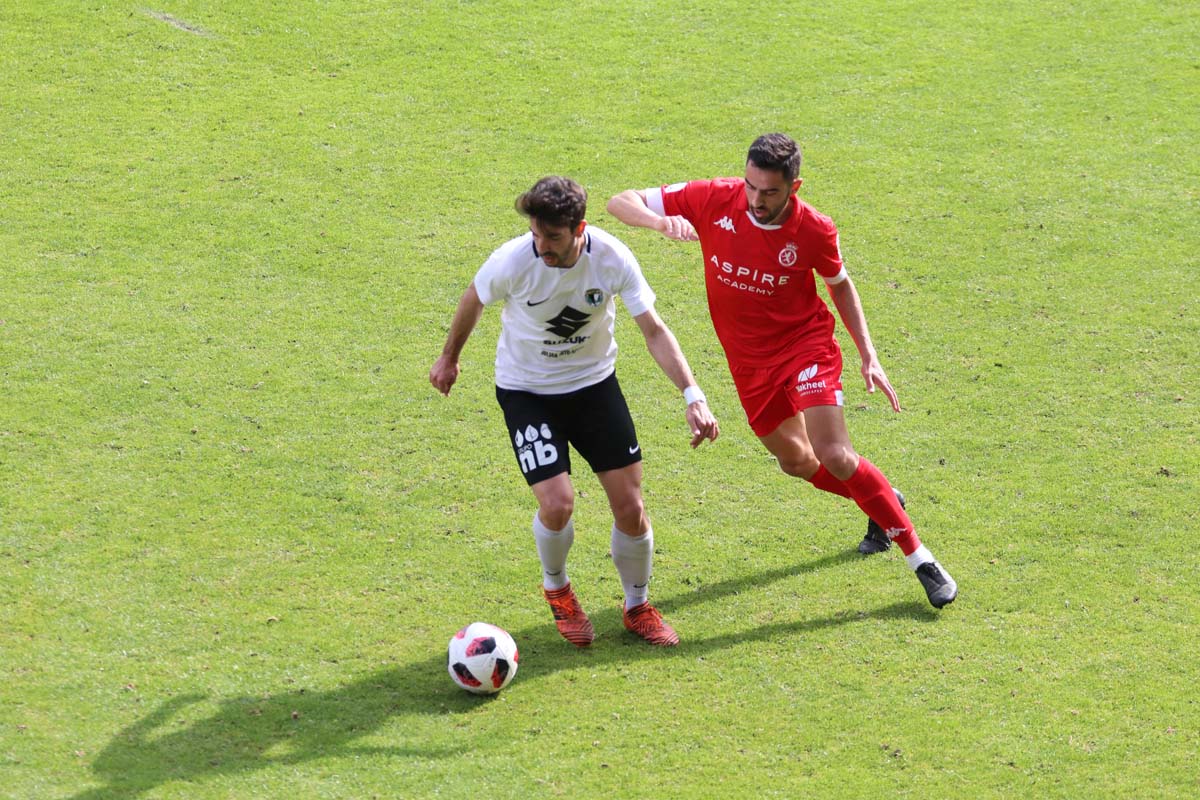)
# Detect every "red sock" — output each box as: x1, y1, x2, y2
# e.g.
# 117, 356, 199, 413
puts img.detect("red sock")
843, 458, 921, 555
806, 465, 853, 498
